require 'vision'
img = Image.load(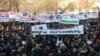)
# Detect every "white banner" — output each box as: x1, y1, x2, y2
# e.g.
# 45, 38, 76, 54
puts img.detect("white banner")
35, 12, 98, 23
36, 14, 61, 23
0, 12, 9, 22
31, 25, 84, 35
87, 12, 98, 18
32, 24, 48, 30
75, 14, 87, 20
0, 12, 98, 22
15, 12, 32, 22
